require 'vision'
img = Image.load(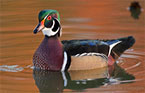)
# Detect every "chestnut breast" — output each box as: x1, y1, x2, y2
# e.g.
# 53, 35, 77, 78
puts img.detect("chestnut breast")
33, 36, 64, 71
